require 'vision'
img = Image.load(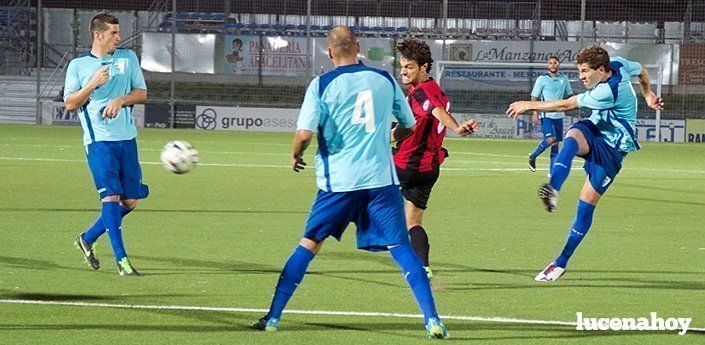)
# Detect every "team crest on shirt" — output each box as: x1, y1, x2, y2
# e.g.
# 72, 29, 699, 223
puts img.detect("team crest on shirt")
422, 99, 430, 111
112, 58, 127, 75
